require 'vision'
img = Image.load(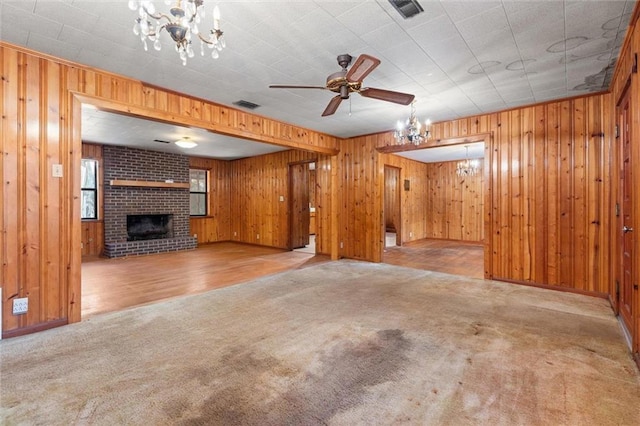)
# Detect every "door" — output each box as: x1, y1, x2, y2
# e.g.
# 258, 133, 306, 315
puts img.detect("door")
384, 166, 401, 247
289, 162, 310, 249
619, 88, 634, 336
